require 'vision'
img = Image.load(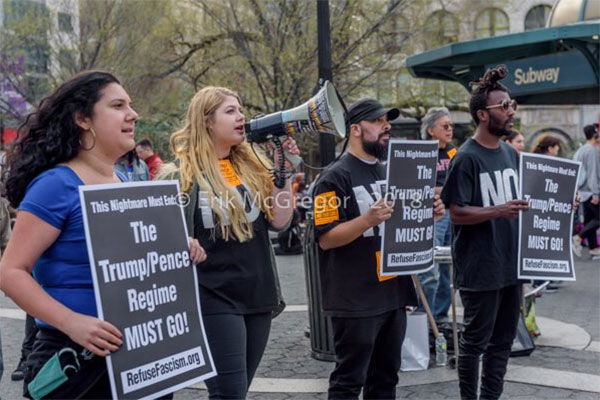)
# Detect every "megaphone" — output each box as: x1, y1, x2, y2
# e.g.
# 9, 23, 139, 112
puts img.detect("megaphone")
245, 80, 347, 145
